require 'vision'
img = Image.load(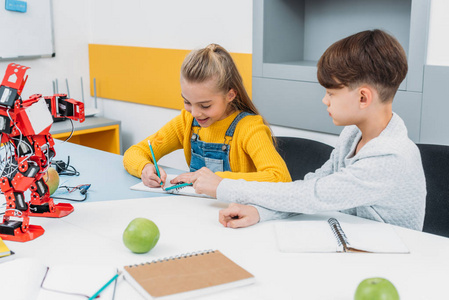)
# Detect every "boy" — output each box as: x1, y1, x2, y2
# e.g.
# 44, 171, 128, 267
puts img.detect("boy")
189, 29, 426, 230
